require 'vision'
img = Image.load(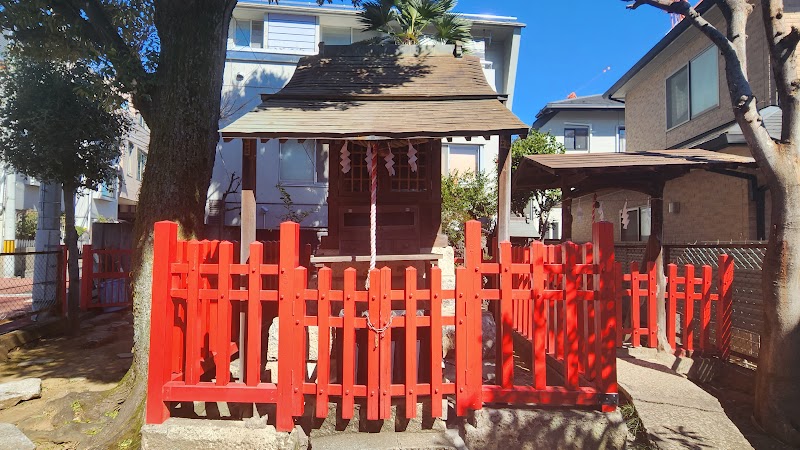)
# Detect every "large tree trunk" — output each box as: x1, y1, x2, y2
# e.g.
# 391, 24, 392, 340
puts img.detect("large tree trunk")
753, 146, 800, 445
62, 182, 80, 332
93, 1, 236, 446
